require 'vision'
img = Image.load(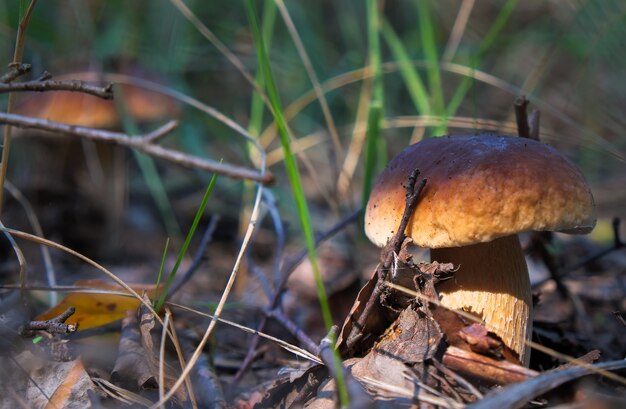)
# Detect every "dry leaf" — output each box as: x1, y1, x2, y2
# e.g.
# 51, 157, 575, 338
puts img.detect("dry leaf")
9, 351, 95, 409
111, 310, 157, 390
459, 323, 504, 358
36, 279, 159, 331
